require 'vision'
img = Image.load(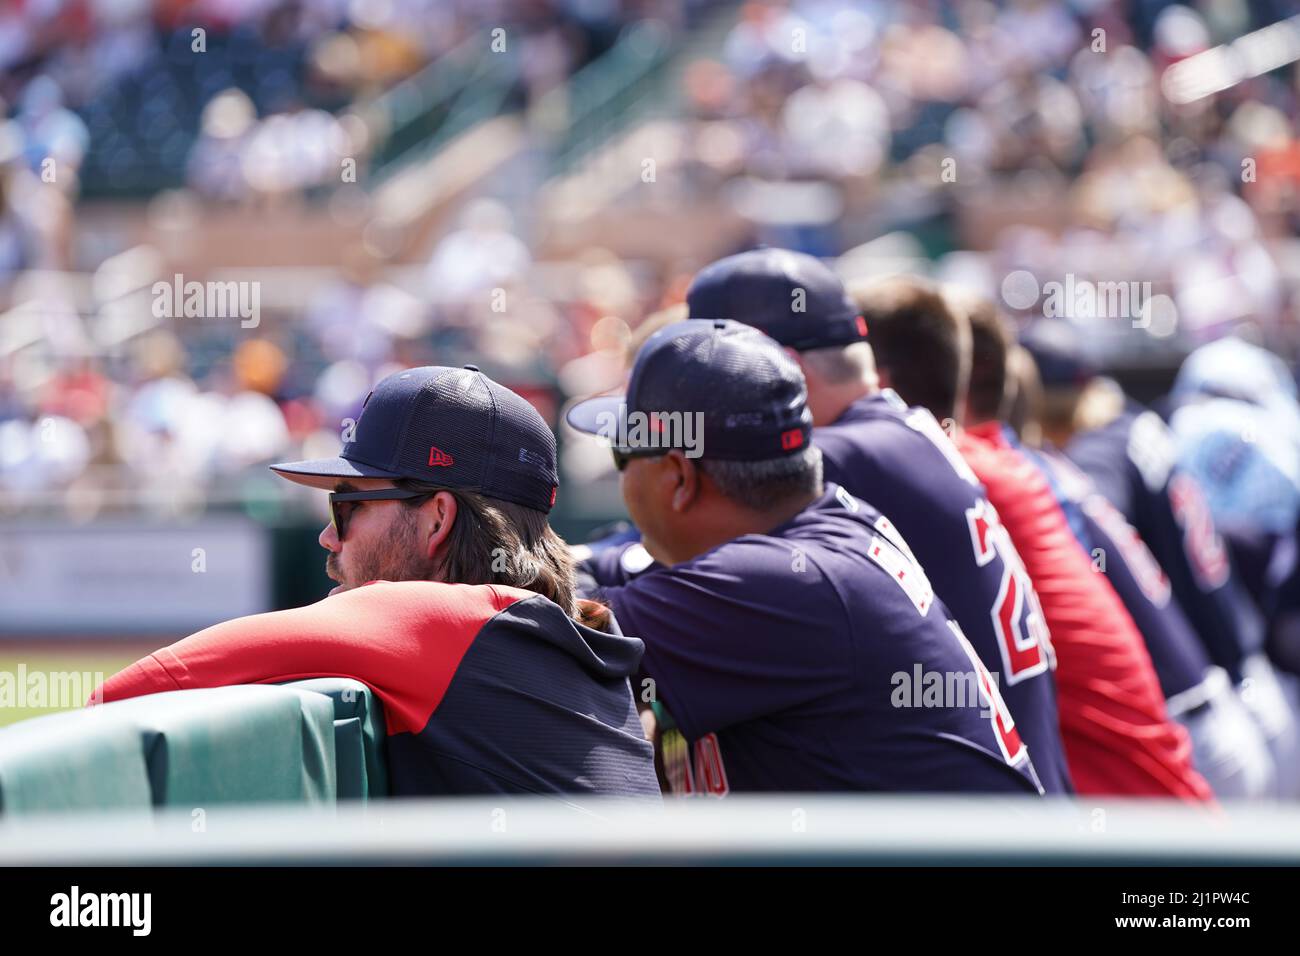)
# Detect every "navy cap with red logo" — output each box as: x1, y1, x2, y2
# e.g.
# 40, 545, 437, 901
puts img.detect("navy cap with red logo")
271, 365, 559, 513
566, 319, 813, 461
686, 247, 867, 351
